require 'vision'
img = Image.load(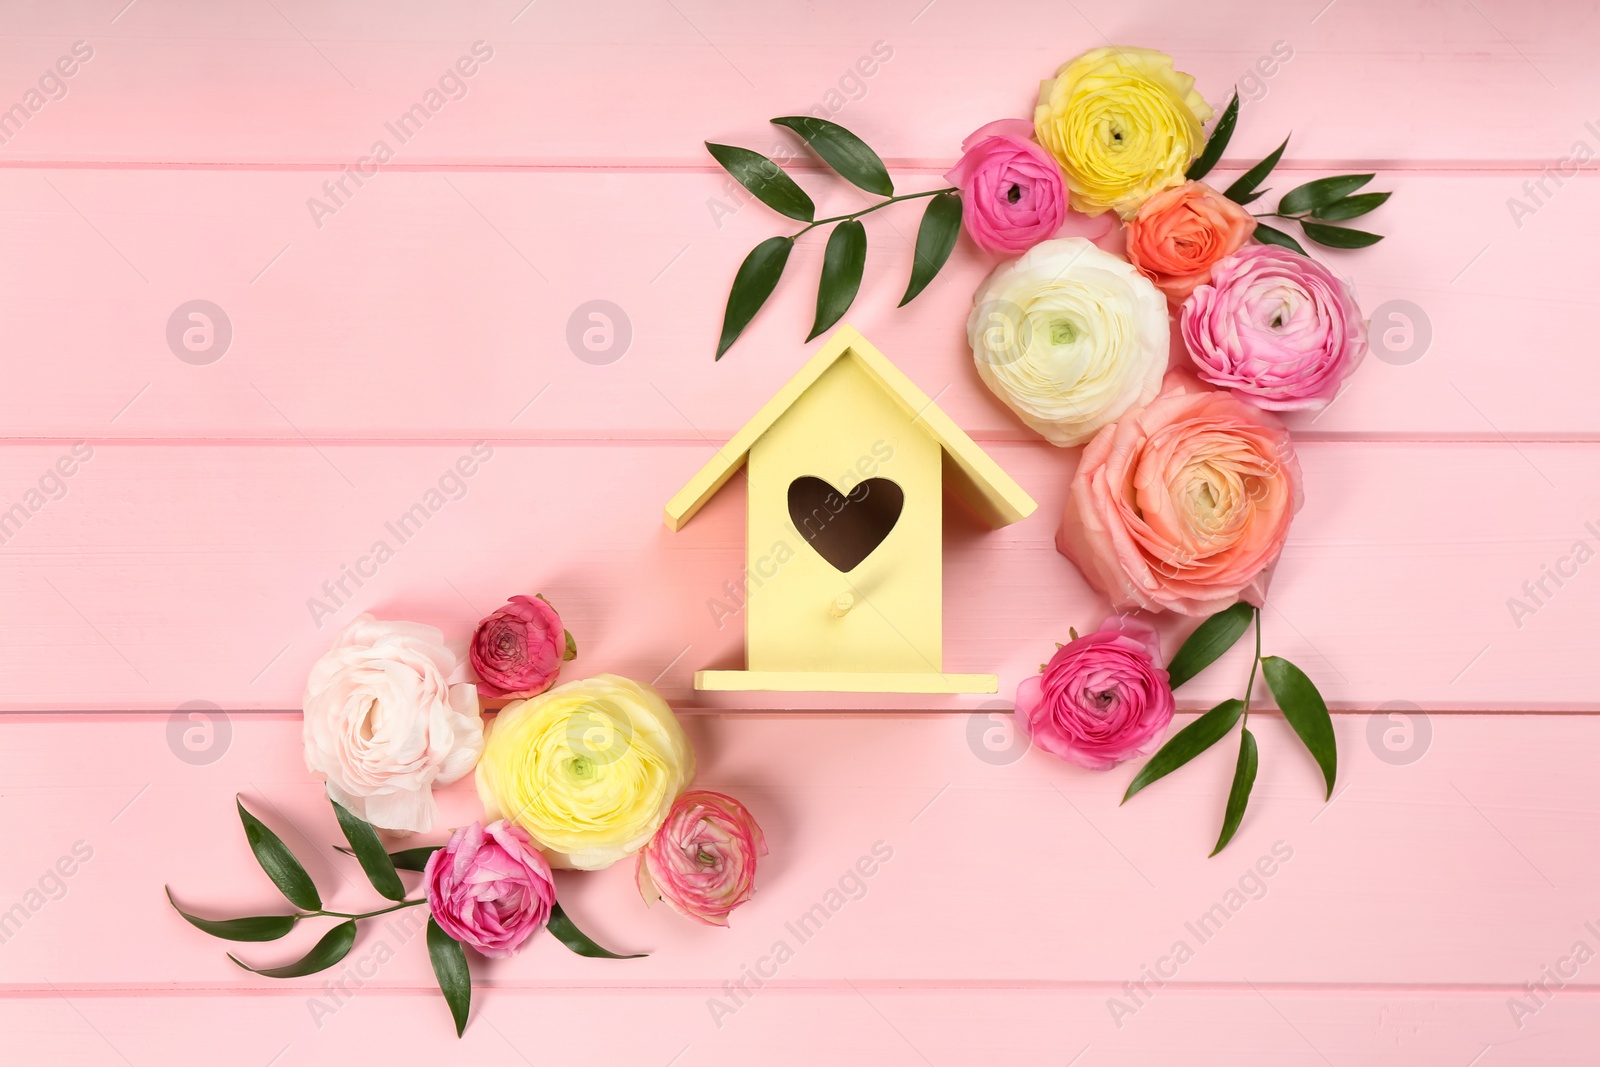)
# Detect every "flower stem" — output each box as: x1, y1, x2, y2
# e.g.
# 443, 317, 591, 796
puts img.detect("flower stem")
315, 898, 427, 921
1239, 607, 1263, 728
790, 187, 957, 238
